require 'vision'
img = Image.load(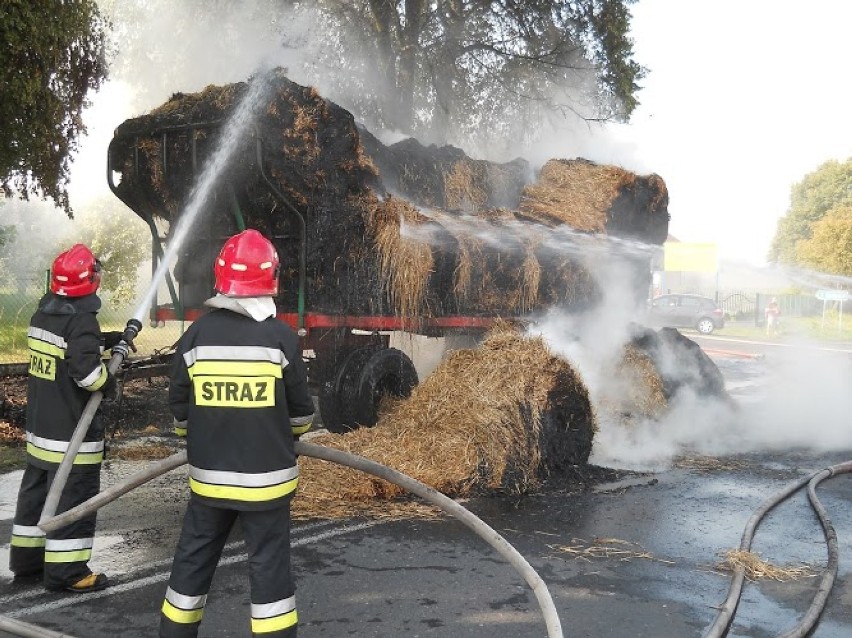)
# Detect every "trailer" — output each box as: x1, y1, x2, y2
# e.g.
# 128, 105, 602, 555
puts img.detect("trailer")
106, 71, 668, 433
